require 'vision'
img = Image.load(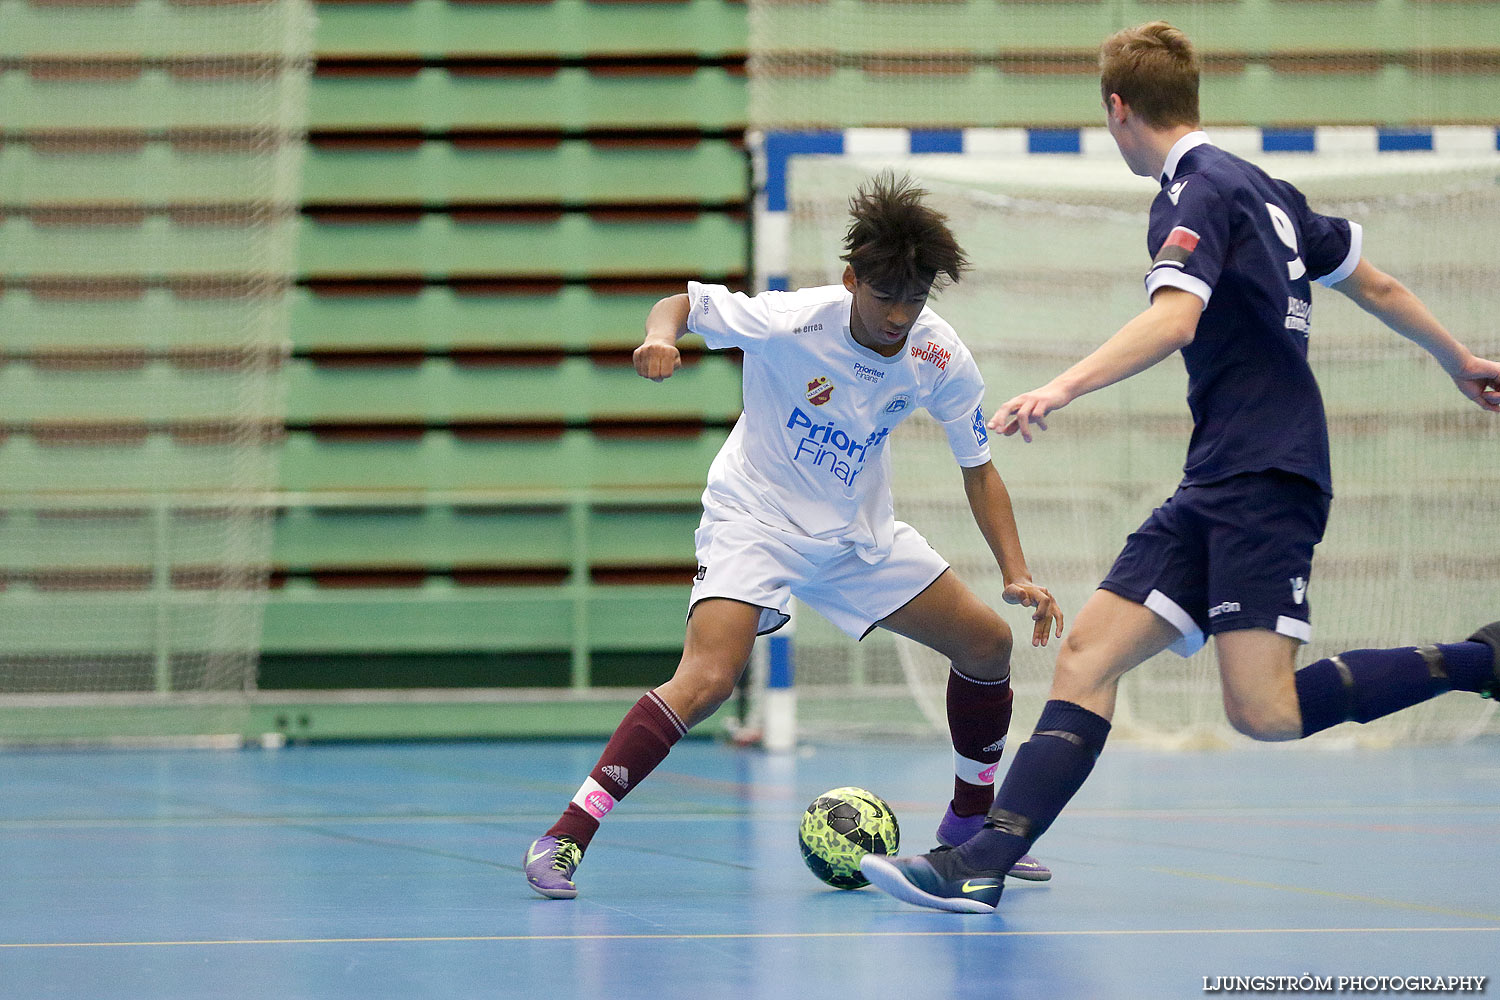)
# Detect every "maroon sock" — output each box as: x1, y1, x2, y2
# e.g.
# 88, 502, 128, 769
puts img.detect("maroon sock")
946, 667, 1014, 817
546, 689, 688, 850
